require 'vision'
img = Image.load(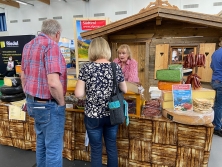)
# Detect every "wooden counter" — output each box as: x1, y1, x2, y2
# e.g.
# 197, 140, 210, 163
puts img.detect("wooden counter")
0, 103, 213, 167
